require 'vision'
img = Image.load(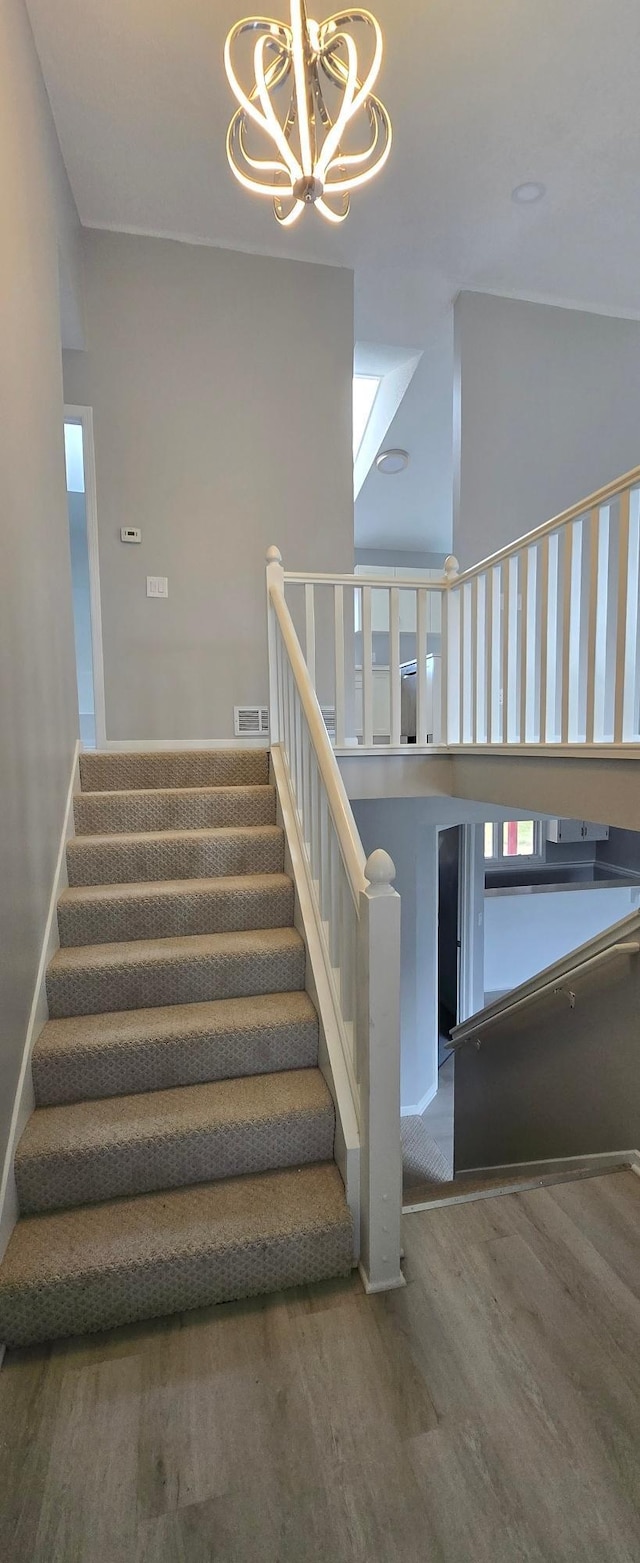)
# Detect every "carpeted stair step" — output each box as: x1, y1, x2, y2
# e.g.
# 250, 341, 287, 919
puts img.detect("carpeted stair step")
15, 1069, 335, 1213
79, 749, 269, 793
66, 823, 284, 887
0, 1163, 353, 1348
57, 873, 294, 947
46, 926, 305, 1018
32, 992, 319, 1106
74, 784, 276, 837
